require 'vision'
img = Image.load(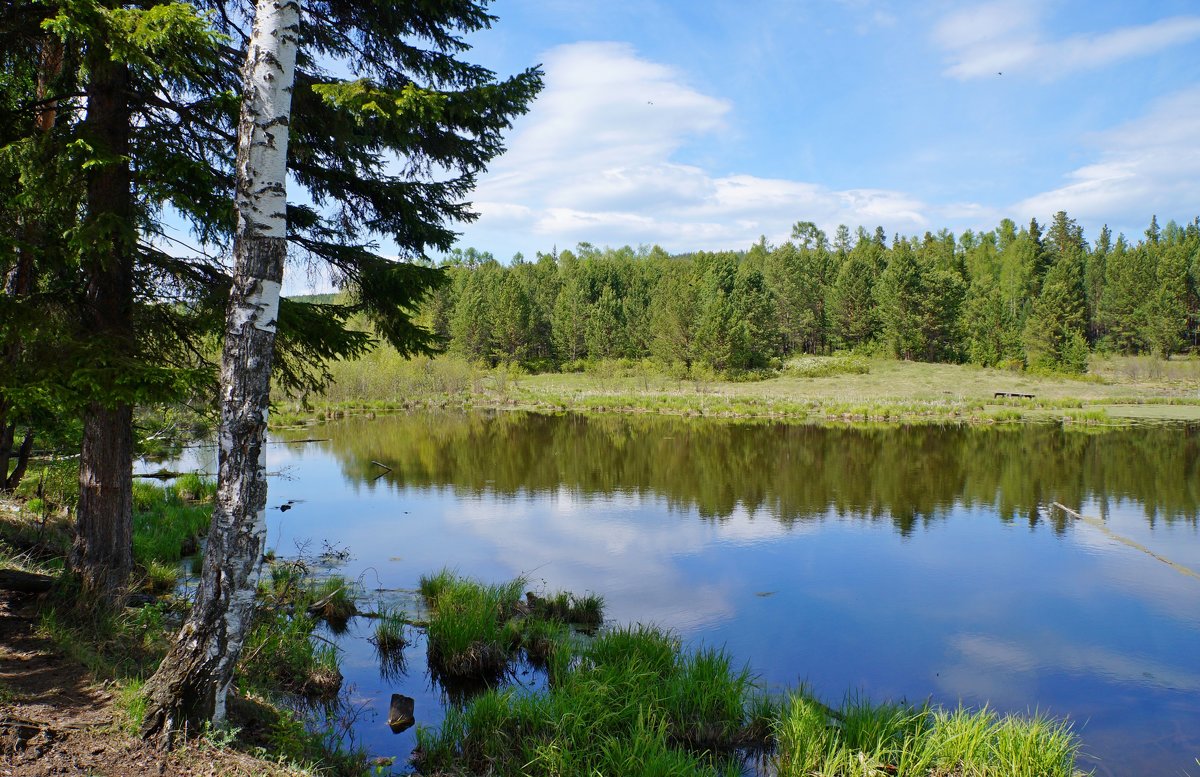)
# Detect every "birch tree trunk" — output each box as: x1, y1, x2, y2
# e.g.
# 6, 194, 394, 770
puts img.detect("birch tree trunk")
140, 0, 299, 739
